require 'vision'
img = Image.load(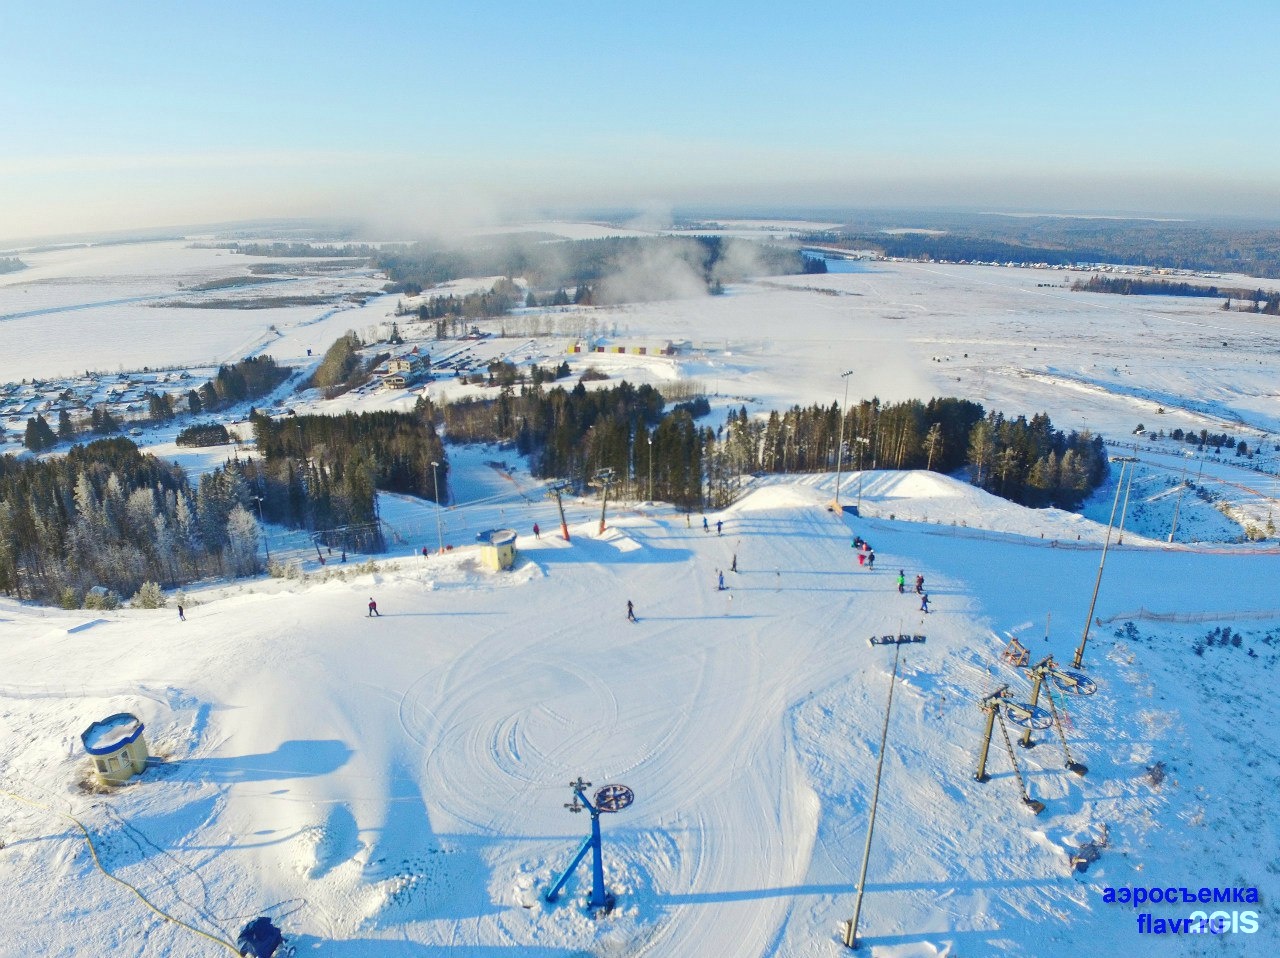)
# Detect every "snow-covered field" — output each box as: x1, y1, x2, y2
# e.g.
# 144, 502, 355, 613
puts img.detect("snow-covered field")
1, 227, 1278, 956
